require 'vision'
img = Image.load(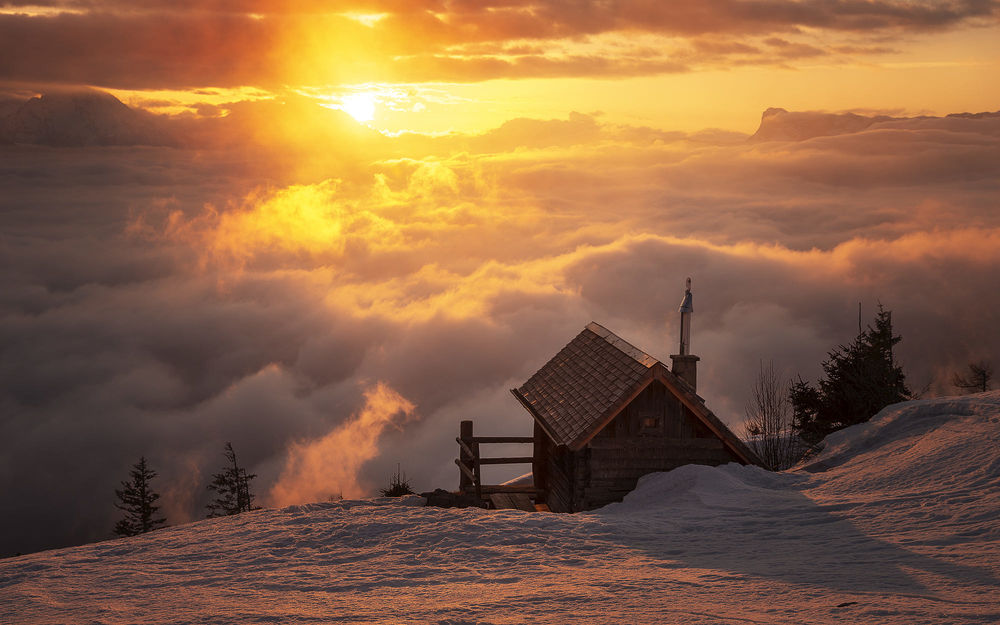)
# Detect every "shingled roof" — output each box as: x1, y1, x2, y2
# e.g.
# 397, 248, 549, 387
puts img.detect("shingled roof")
511, 322, 760, 465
